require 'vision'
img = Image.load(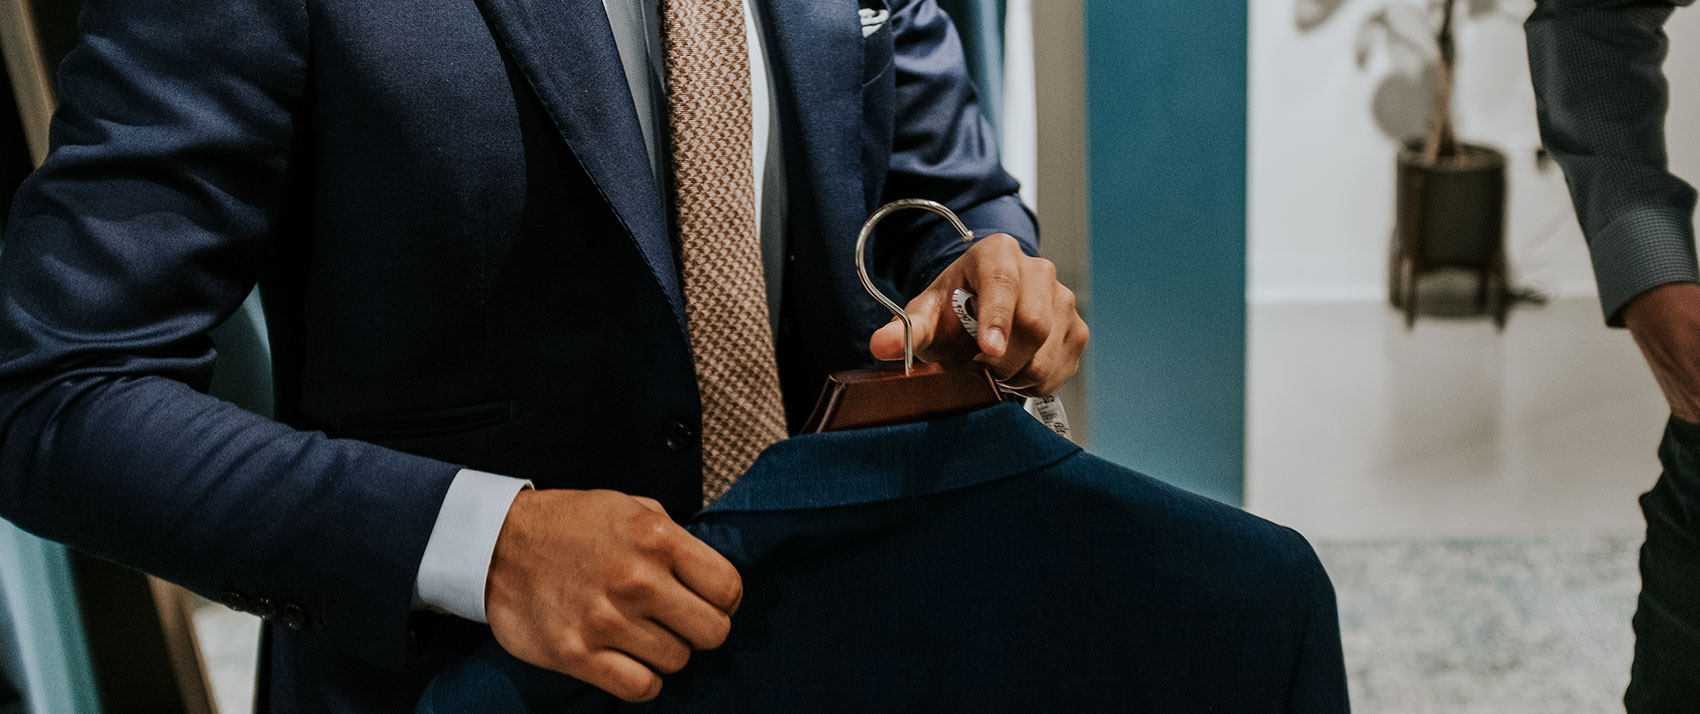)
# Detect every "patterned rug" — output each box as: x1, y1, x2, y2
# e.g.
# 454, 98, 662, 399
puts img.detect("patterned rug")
1318, 534, 1642, 714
